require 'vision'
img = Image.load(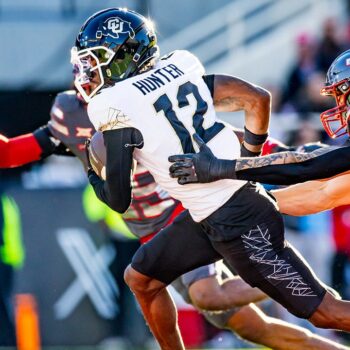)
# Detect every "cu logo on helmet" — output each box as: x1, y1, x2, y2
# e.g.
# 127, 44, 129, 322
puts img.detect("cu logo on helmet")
103, 17, 135, 39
